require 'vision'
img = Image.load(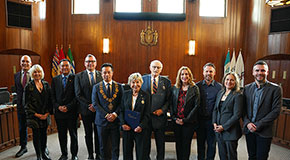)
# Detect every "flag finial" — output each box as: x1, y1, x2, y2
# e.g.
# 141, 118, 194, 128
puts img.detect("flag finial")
61, 44, 63, 49
56, 44, 58, 49
69, 44, 71, 48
